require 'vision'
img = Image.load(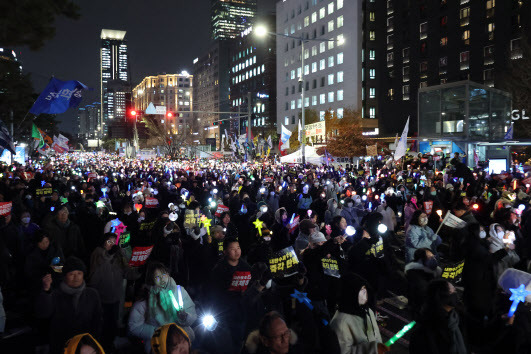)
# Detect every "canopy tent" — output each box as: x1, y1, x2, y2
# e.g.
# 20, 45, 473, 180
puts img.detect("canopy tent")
280, 145, 324, 165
